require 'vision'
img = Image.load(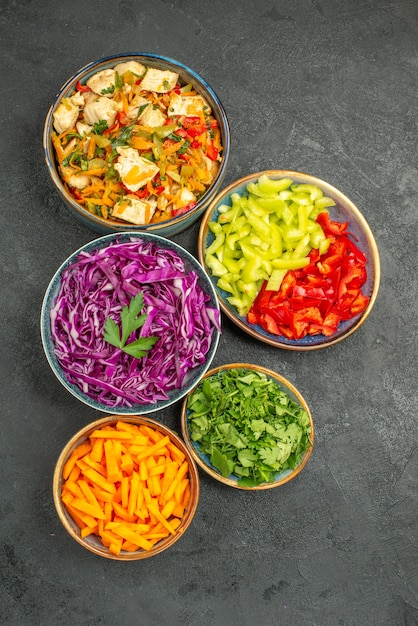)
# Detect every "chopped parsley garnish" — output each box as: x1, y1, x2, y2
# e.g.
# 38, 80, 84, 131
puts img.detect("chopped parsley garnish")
178, 140, 191, 154
101, 85, 115, 95
104, 293, 158, 359
110, 123, 134, 148
92, 120, 109, 135
104, 163, 118, 179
